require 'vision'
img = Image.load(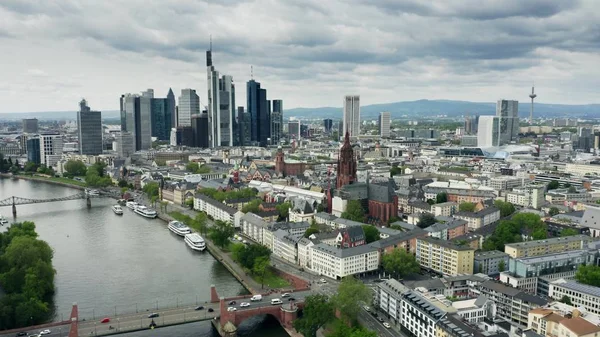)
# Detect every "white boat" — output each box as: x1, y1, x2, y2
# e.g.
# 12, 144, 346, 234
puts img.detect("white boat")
85, 189, 99, 196
112, 205, 124, 215
134, 205, 157, 219
0, 215, 9, 225
168, 221, 191, 236
184, 233, 206, 251
126, 201, 138, 210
